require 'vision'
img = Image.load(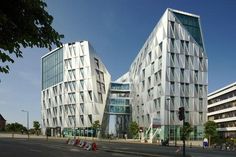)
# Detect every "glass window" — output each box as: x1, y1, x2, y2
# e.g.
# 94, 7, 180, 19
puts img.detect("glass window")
42, 48, 63, 89
80, 80, 84, 90
173, 12, 203, 49
94, 58, 99, 69
80, 56, 84, 65
148, 51, 152, 62
151, 62, 154, 73
159, 42, 163, 52
88, 90, 93, 101
80, 68, 84, 78
170, 21, 175, 31
170, 82, 175, 93
80, 103, 84, 113
88, 114, 92, 124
